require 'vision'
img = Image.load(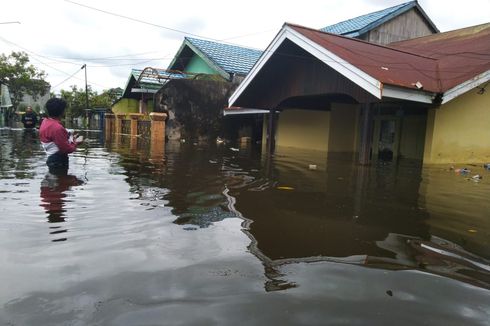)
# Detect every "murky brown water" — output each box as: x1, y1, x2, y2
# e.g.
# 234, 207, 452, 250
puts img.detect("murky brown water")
1, 127, 489, 325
